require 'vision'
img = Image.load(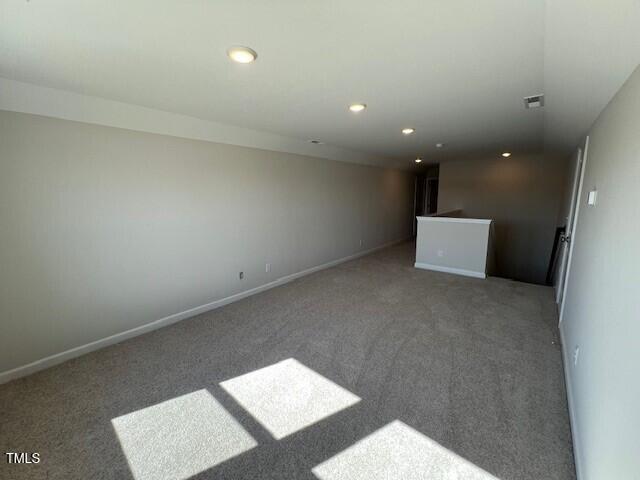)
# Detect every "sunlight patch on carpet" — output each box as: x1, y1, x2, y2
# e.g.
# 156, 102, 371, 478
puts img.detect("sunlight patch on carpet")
220, 358, 360, 439
112, 389, 257, 480
312, 420, 499, 480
